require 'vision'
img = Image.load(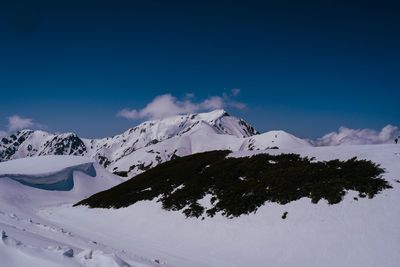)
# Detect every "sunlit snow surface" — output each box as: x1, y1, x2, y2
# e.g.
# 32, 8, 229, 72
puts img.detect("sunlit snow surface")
1, 146, 400, 267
